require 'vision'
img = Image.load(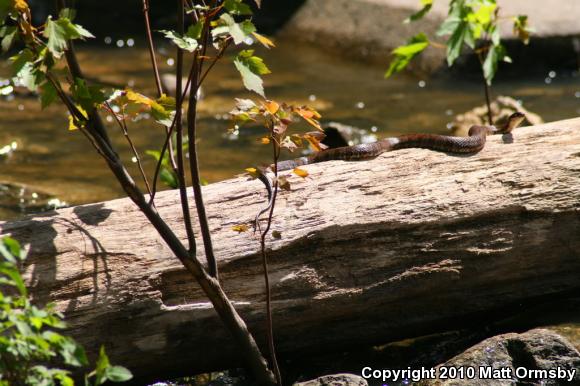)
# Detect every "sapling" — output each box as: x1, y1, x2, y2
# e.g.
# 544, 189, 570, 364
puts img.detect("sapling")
386, 0, 532, 125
